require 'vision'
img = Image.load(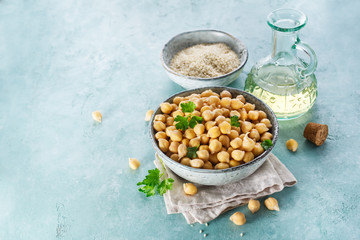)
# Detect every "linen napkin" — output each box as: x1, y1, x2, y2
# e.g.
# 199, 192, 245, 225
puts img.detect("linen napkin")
154, 153, 297, 224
